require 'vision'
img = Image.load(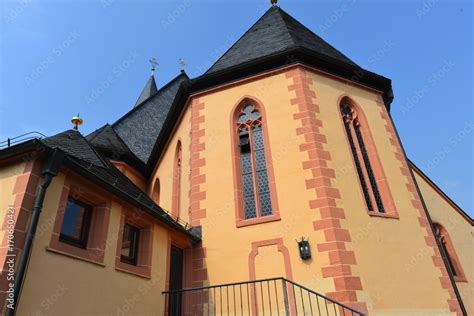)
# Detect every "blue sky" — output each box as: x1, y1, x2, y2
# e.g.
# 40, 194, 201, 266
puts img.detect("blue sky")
1, 0, 472, 215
